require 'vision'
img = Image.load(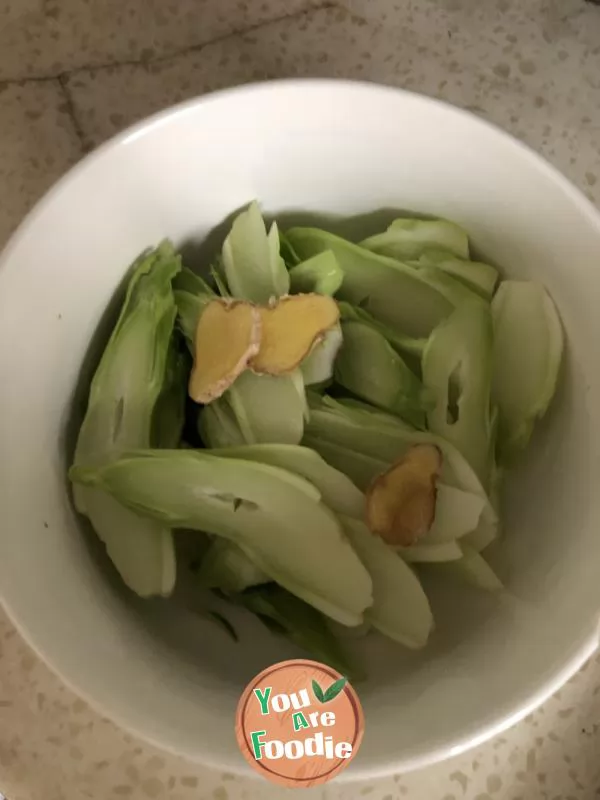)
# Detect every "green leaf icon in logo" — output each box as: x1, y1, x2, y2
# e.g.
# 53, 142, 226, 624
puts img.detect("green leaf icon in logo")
312, 676, 347, 704
323, 677, 347, 702
312, 679, 325, 703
